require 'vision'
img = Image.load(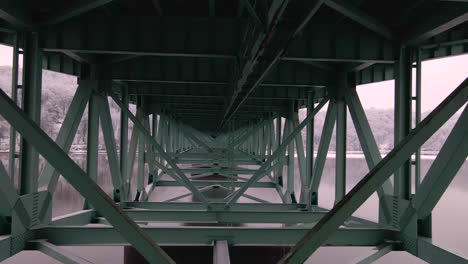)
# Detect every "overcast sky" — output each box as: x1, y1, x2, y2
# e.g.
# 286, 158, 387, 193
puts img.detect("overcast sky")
0, 44, 466, 112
